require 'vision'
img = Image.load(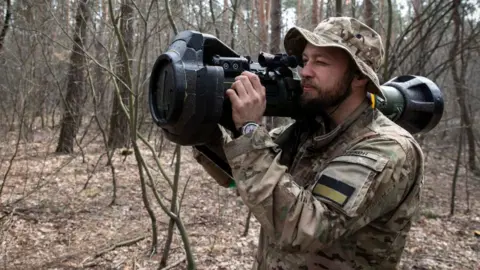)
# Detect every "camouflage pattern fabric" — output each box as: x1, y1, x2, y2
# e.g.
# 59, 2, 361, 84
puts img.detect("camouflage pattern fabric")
193, 99, 424, 269
283, 17, 386, 99
192, 16, 424, 270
